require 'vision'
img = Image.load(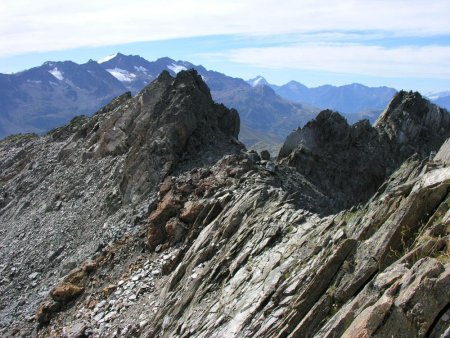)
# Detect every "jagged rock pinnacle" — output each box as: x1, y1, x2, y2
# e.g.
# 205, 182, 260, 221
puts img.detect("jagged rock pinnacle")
278, 92, 450, 209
